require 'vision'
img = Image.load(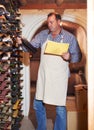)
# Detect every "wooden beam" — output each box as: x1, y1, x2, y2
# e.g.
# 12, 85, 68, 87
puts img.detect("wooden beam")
55, 0, 64, 6
19, 0, 27, 5
20, 3, 87, 9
